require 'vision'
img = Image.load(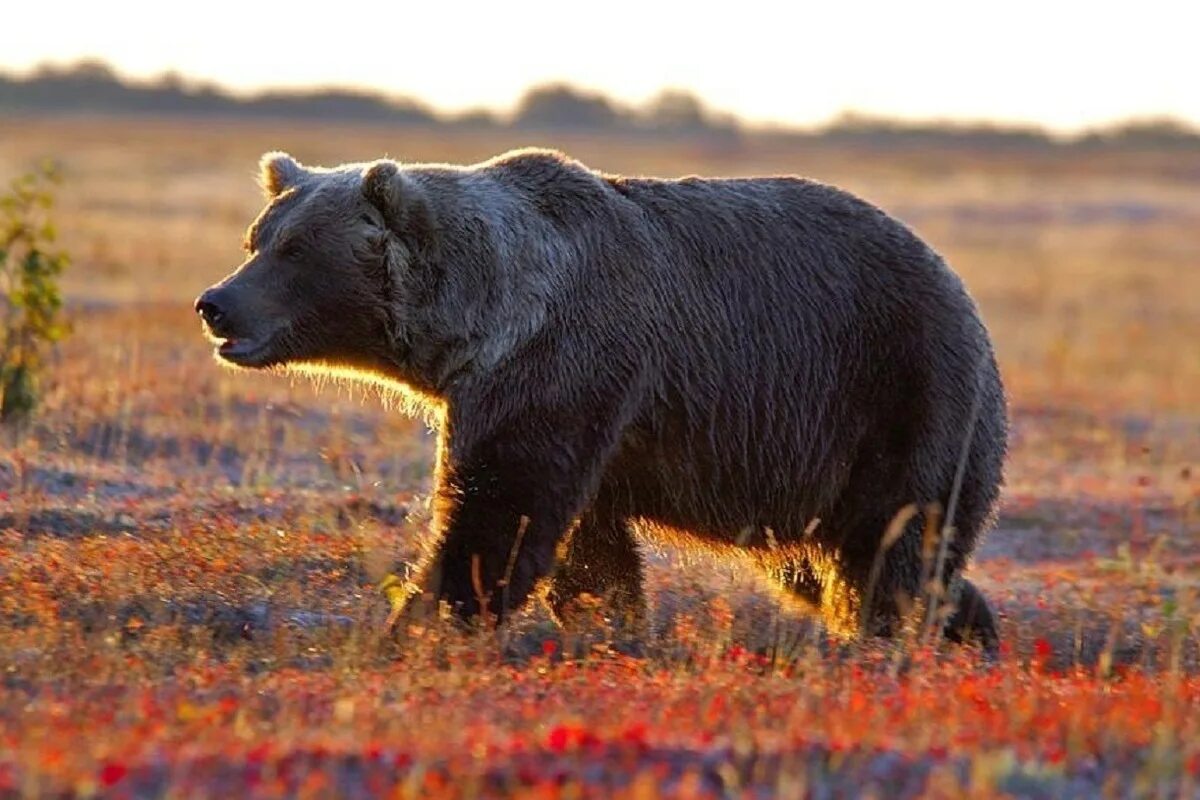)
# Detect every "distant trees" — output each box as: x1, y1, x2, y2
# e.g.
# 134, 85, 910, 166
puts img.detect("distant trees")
0, 60, 438, 124
0, 62, 743, 136
511, 83, 740, 137
0, 60, 1197, 149
821, 111, 1052, 150
513, 84, 621, 129
1077, 118, 1200, 150
642, 89, 709, 132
